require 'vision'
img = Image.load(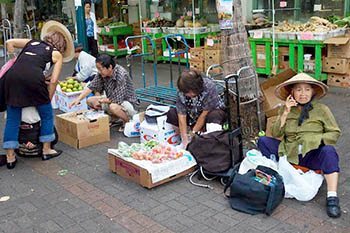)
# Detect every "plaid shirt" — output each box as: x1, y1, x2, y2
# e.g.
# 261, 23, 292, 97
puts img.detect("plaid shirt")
88, 64, 137, 105
176, 78, 225, 125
